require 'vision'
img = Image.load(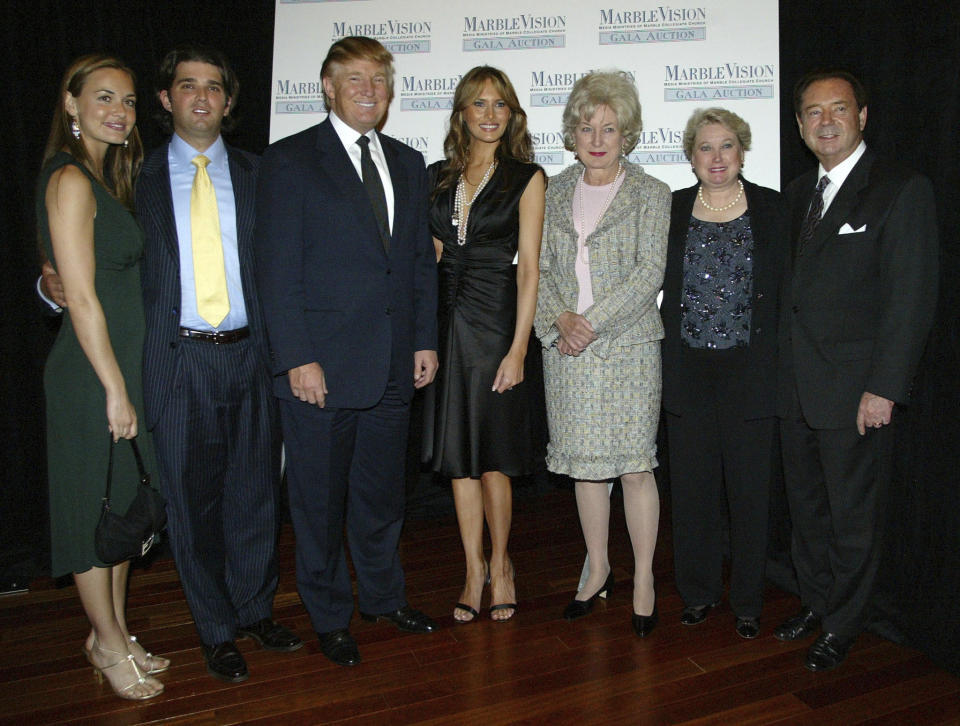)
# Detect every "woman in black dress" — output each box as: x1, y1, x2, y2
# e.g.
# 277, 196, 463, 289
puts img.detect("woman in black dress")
426, 66, 545, 622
